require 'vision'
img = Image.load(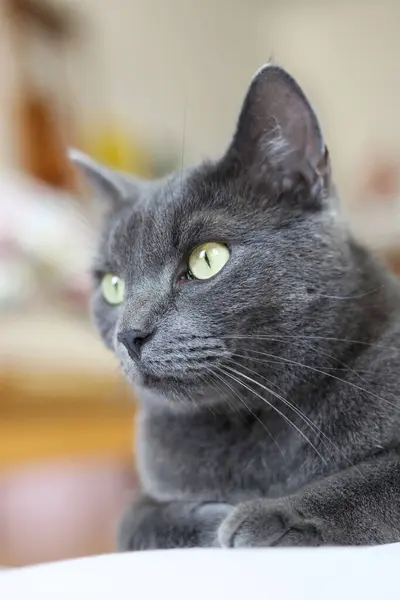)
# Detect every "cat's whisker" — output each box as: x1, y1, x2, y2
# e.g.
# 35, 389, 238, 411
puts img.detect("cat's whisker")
196, 372, 218, 416
220, 333, 400, 354
294, 338, 394, 399
225, 356, 366, 474
215, 365, 327, 465
166, 177, 175, 204
233, 347, 400, 415
316, 286, 385, 300
205, 365, 288, 463
227, 356, 330, 439
228, 334, 377, 377
228, 335, 378, 377
230, 349, 359, 374
230, 351, 383, 447
200, 369, 238, 414
292, 338, 369, 378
